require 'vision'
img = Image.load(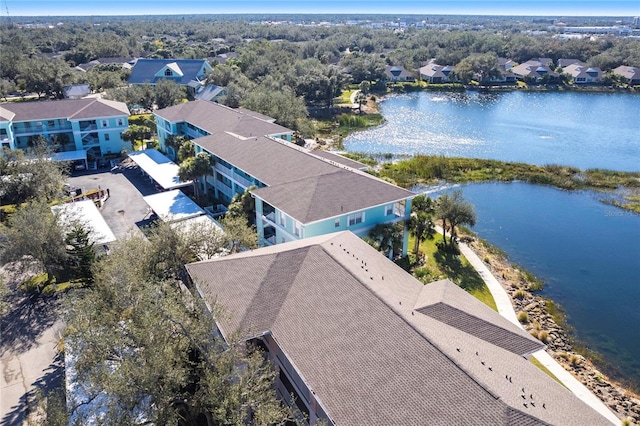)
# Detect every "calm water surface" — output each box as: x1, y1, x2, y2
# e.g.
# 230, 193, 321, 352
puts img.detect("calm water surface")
345, 91, 640, 171
345, 91, 640, 385
426, 182, 640, 387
